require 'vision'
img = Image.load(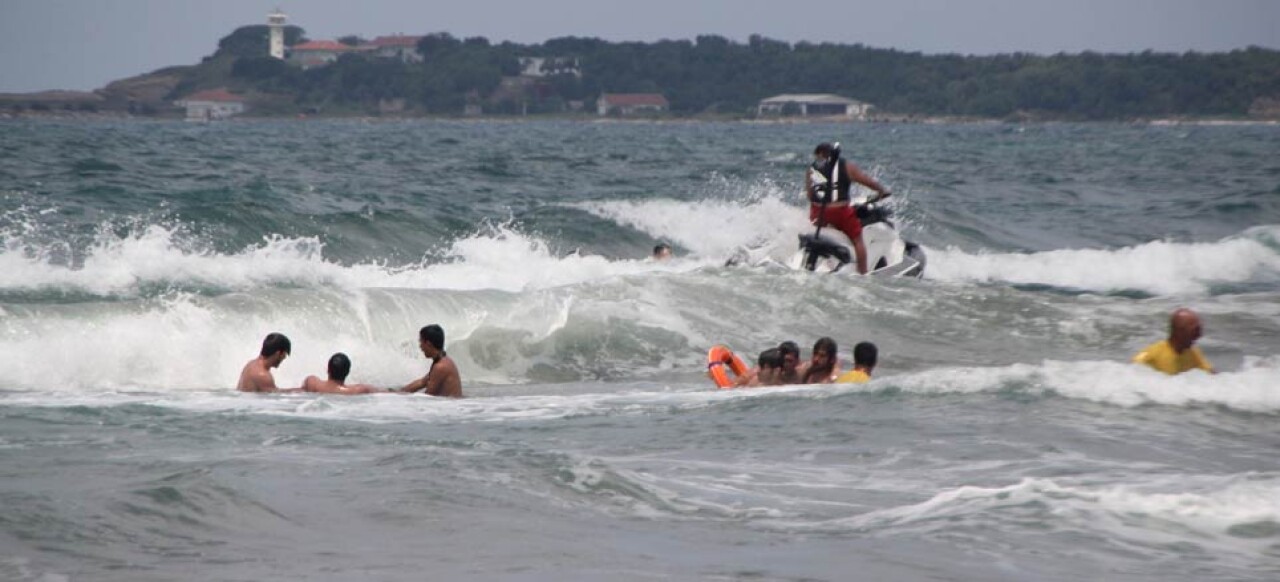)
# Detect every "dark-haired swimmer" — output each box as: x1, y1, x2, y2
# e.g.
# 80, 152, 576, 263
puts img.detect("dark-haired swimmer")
733, 347, 785, 388
302, 353, 382, 395
802, 337, 841, 384
777, 341, 804, 385
652, 243, 673, 261
237, 332, 296, 392
835, 342, 877, 384
400, 324, 463, 398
